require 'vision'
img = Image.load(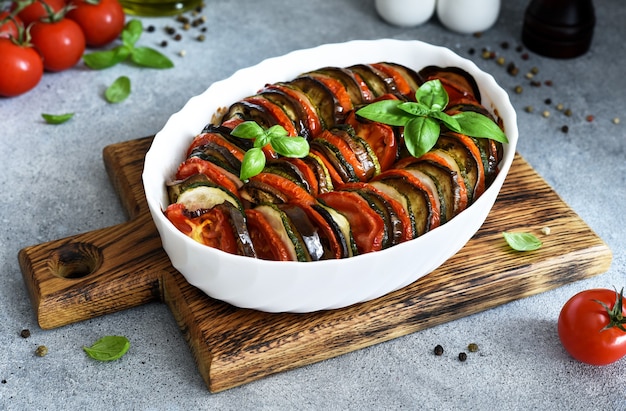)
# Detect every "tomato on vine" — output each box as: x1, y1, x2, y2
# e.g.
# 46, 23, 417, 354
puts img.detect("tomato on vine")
66, 0, 125, 48
29, 5, 86, 71
558, 288, 626, 366
0, 11, 22, 38
13, 0, 66, 26
0, 28, 44, 97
